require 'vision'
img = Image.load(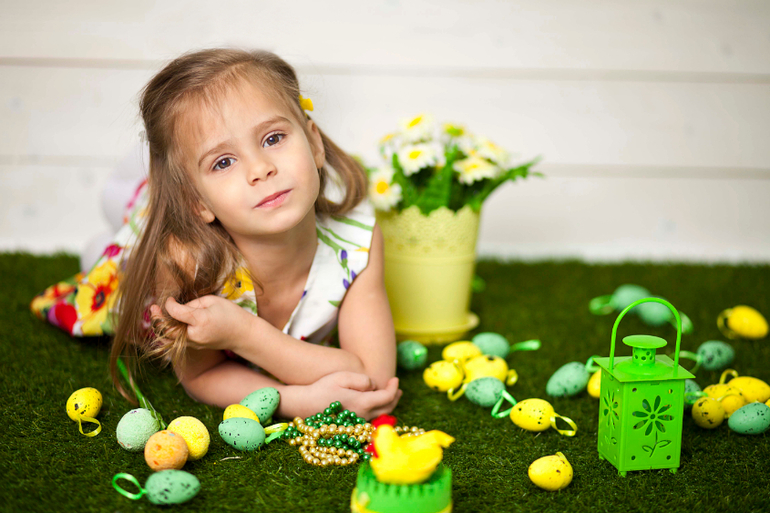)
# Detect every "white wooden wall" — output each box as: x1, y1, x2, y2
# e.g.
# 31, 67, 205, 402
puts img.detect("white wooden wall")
2, 0, 769, 263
